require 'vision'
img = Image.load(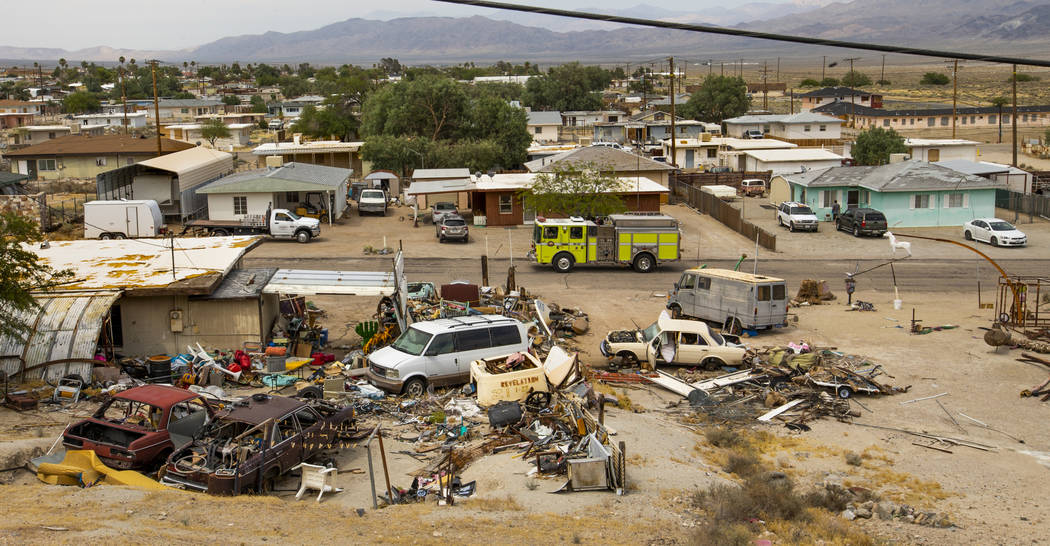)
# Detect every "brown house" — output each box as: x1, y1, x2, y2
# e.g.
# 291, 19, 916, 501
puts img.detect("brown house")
4, 134, 194, 181
472, 173, 668, 227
